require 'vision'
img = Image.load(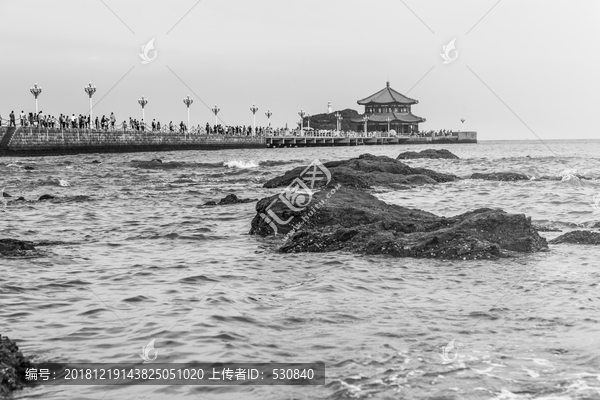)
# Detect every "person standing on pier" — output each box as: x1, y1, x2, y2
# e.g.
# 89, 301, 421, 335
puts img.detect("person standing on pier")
157, 121, 161, 131
9, 111, 16, 127
19, 111, 25, 126
110, 112, 116, 130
